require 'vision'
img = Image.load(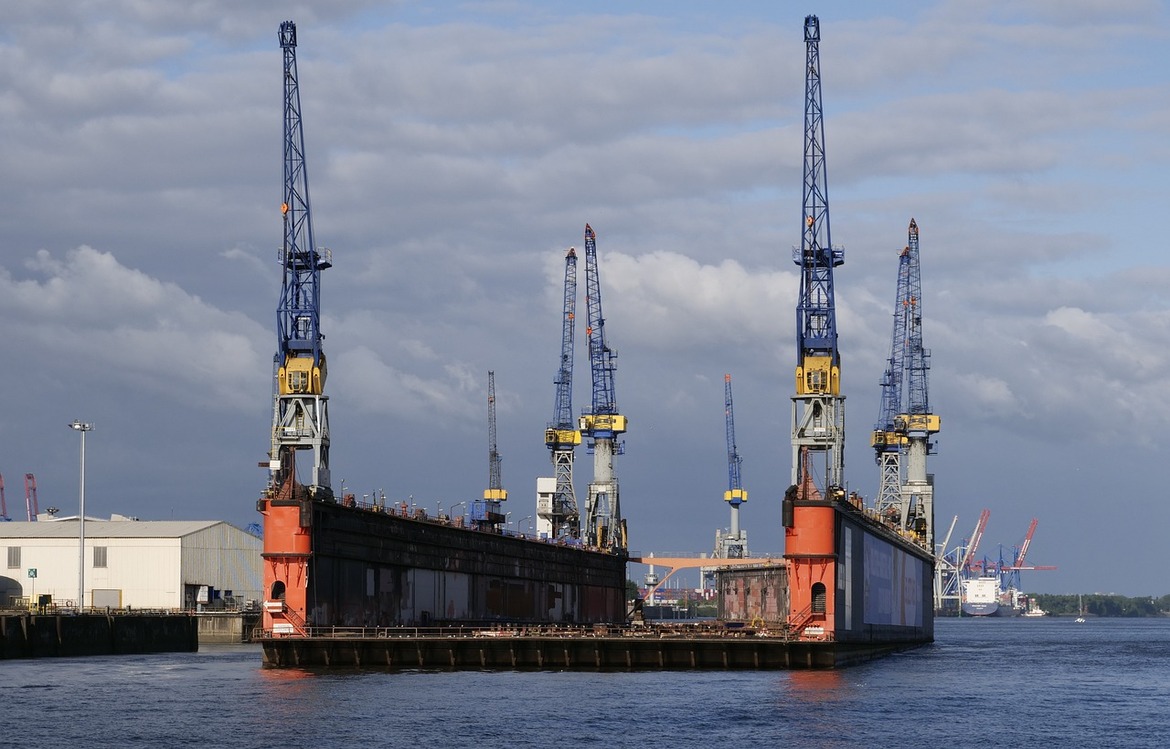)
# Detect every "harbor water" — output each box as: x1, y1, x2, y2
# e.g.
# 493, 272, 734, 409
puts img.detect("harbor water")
3, 617, 1167, 748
